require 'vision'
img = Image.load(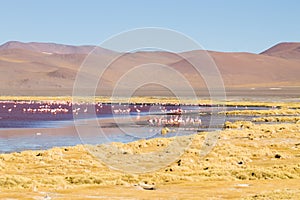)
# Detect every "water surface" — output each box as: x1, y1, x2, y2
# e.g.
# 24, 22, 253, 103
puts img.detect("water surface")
0, 102, 271, 153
